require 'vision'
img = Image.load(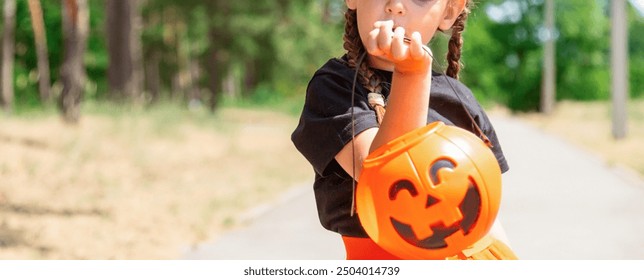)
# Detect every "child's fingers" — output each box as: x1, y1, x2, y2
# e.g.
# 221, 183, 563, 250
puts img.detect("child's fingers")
408, 32, 428, 61
376, 21, 394, 55
390, 27, 408, 61
366, 28, 384, 56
